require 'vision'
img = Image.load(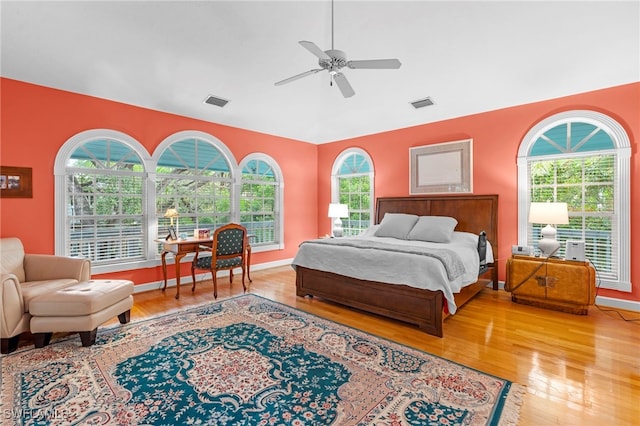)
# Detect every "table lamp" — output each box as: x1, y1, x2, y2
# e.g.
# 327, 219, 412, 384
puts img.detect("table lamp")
164, 208, 180, 234
328, 203, 349, 237
528, 202, 569, 257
